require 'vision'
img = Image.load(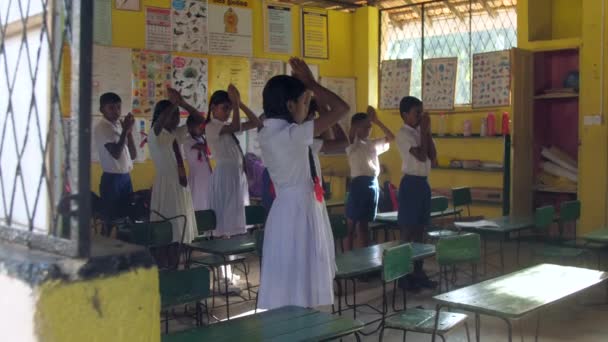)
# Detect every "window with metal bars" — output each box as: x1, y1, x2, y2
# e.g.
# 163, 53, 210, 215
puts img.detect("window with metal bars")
380, 0, 517, 105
